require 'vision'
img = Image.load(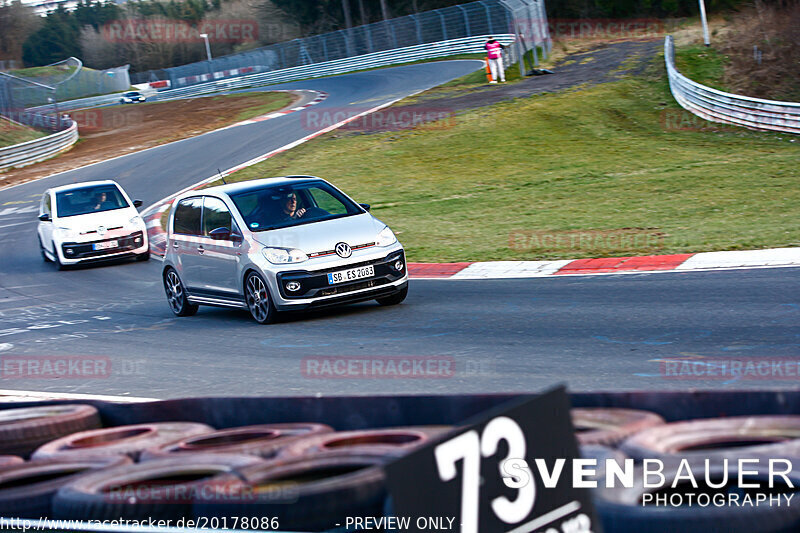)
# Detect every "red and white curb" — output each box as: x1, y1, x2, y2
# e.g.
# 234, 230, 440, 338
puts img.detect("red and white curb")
408, 248, 800, 279
216, 90, 328, 130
